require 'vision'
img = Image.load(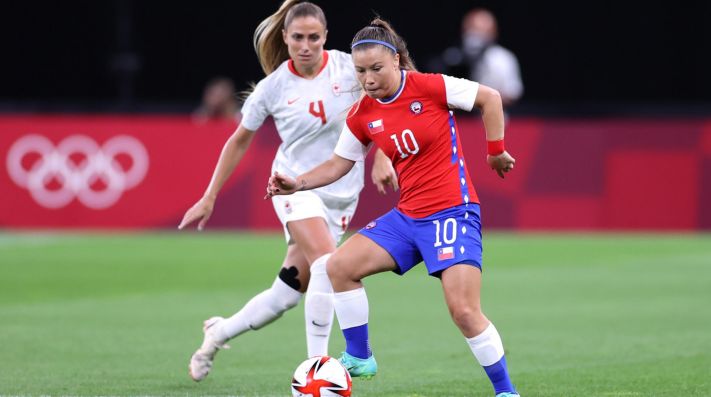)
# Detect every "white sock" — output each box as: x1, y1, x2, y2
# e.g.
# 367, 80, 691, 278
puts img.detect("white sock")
466, 322, 505, 366
304, 254, 334, 357
333, 287, 369, 329
217, 277, 302, 342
